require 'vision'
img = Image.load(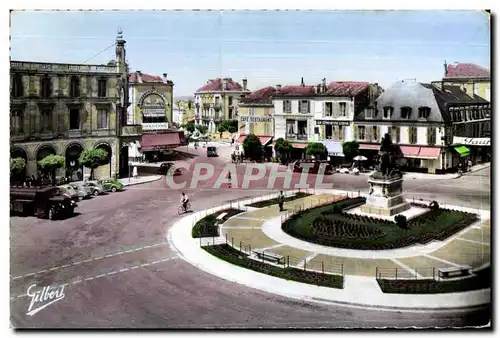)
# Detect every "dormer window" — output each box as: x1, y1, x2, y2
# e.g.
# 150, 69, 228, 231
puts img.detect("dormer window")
383, 106, 394, 119
400, 106, 412, 119
418, 106, 431, 119
365, 107, 374, 119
